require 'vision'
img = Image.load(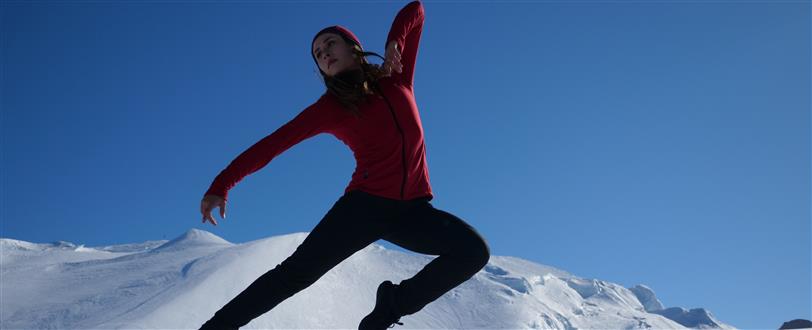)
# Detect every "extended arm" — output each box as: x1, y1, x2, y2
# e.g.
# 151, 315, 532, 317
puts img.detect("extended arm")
204, 101, 331, 202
